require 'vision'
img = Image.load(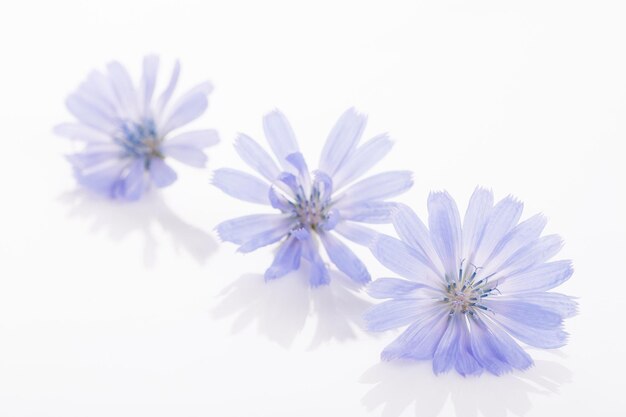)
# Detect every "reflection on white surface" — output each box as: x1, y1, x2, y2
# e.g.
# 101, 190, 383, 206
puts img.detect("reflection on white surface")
59, 188, 217, 266
212, 270, 373, 348
361, 359, 572, 417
